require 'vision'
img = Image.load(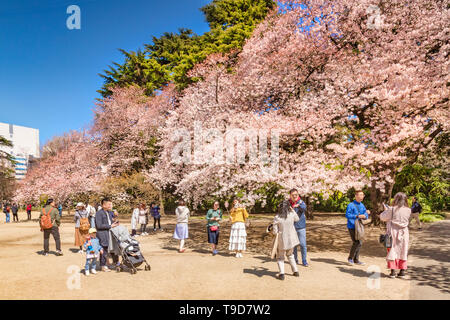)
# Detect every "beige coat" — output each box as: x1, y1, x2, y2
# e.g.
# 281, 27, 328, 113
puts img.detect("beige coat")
272, 204, 300, 251
380, 206, 411, 261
